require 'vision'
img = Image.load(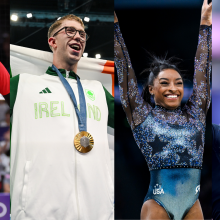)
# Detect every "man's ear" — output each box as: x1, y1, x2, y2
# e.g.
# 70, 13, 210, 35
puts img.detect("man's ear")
48, 37, 57, 51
